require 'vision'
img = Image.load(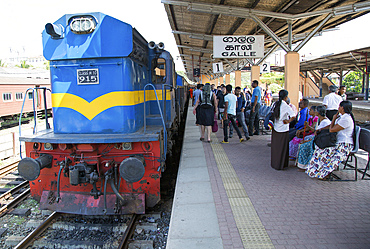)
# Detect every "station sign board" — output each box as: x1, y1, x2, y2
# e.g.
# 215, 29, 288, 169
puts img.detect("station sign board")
213, 35, 264, 59
213, 62, 224, 73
